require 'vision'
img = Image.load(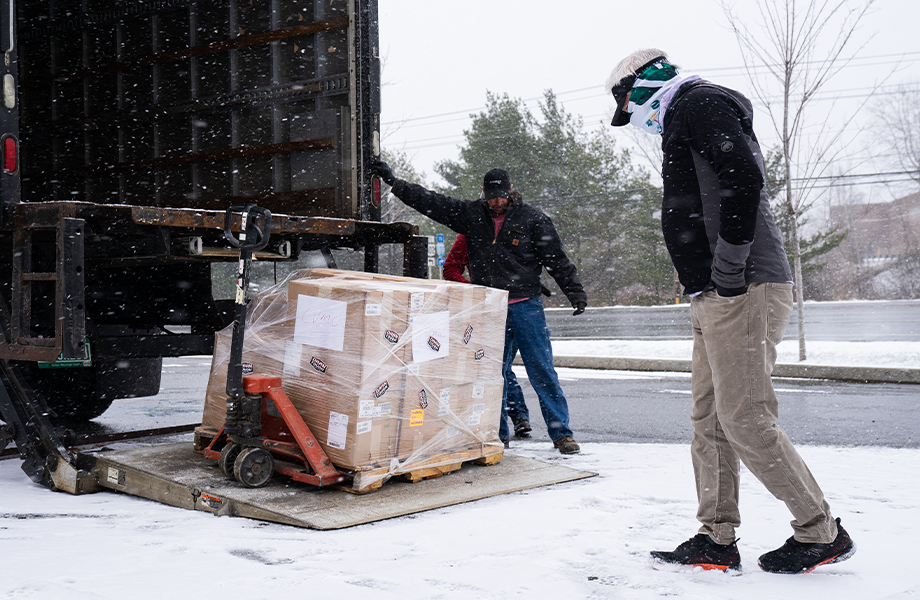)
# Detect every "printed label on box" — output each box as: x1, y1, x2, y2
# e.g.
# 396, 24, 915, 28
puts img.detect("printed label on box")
410, 292, 425, 311
374, 380, 390, 398
241, 362, 253, 375
468, 413, 482, 426
356, 421, 372, 435
447, 426, 459, 437
359, 400, 375, 418
309, 356, 327, 374
384, 329, 400, 344
473, 383, 484, 398
365, 303, 382, 316
375, 402, 392, 417
283, 341, 302, 376
294, 294, 348, 351
410, 408, 424, 427
327, 411, 348, 450
411, 310, 450, 363
472, 403, 485, 414
408, 364, 419, 376
463, 325, 473, 345
418, 389, 428, 409
438, 387, 451, 416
